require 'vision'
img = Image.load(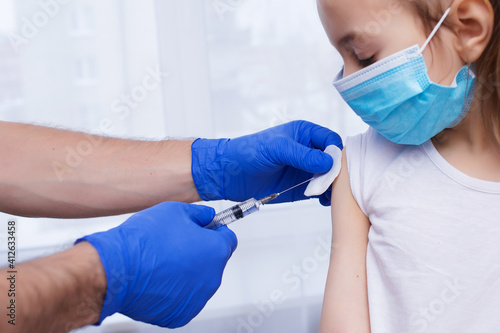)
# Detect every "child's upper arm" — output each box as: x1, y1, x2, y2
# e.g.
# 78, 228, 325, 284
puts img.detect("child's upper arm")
319, 148, 371, 333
